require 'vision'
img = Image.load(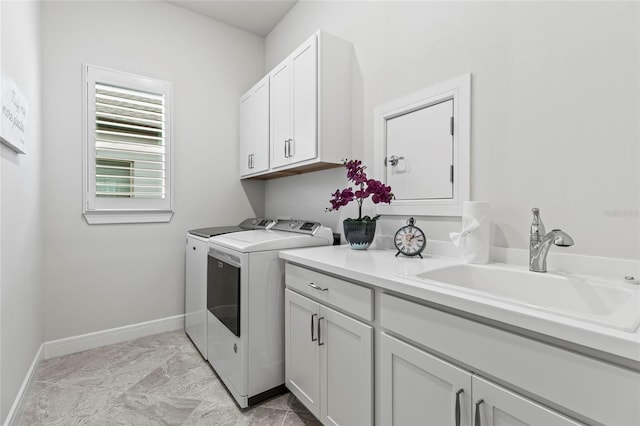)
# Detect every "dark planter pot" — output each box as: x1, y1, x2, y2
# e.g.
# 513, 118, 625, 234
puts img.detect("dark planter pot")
343, 219, 377, 250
